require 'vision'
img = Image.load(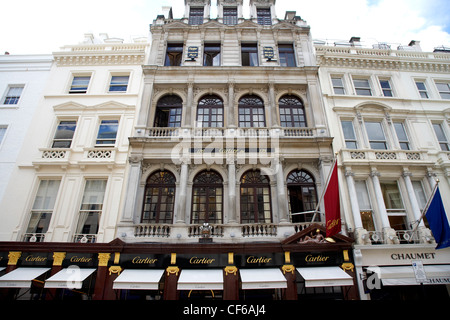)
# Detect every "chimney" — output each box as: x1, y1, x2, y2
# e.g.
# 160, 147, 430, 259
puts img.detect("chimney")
349, 37, 361, 47
408, 40, 422, 52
